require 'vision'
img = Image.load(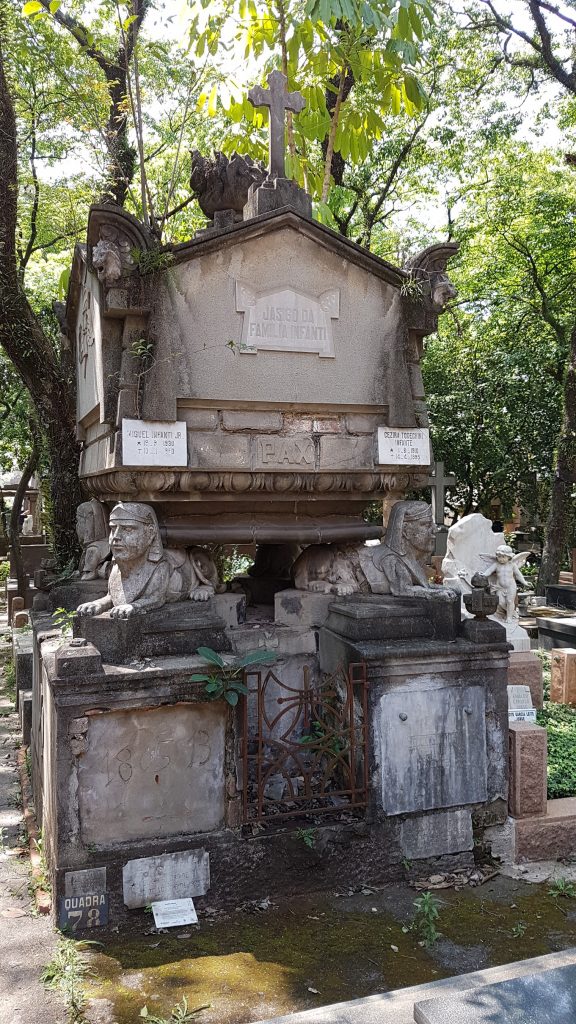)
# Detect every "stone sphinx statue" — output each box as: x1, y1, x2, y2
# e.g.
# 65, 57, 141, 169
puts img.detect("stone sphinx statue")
292, 501, 452, 600
77, 502, 223, 619
76, 499, 111, 581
